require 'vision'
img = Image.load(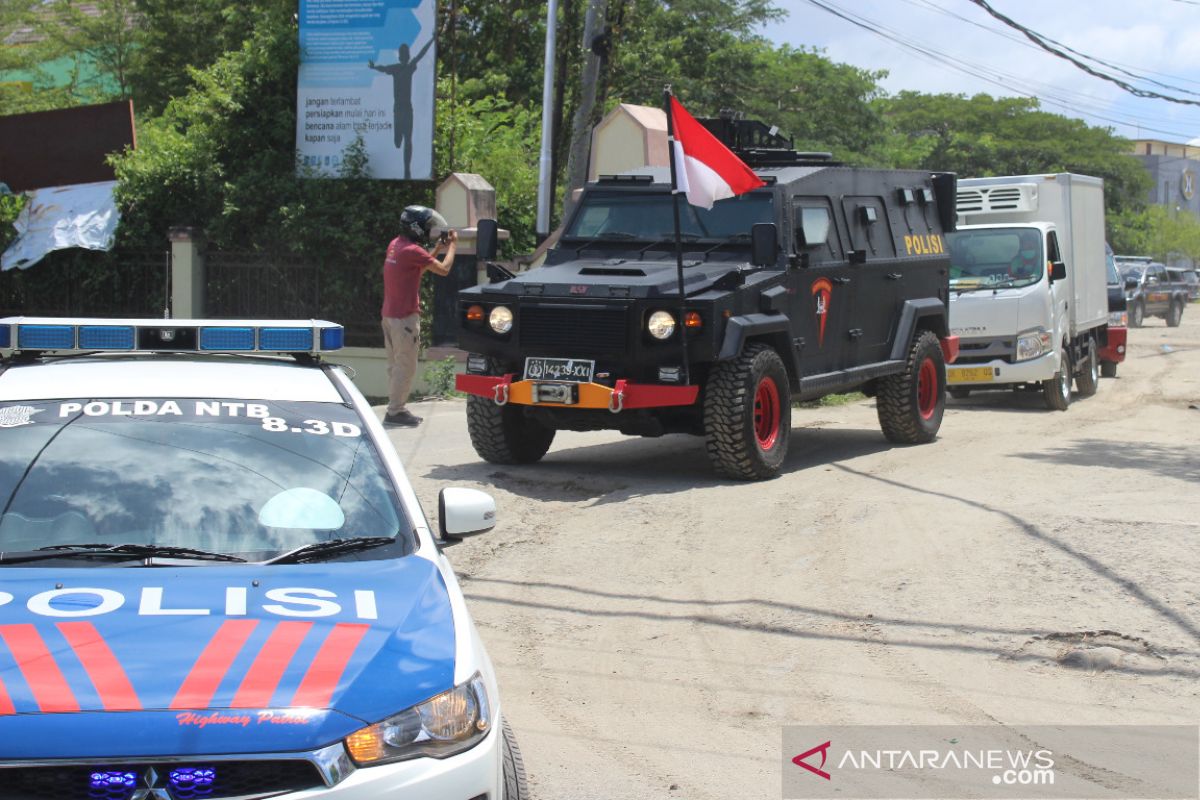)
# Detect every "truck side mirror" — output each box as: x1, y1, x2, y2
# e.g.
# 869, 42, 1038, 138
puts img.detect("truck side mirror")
750, 223, 778, 266
477, 218, 499, 261
1124, 276, 1138, 289
1049, 261, 1066, 282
